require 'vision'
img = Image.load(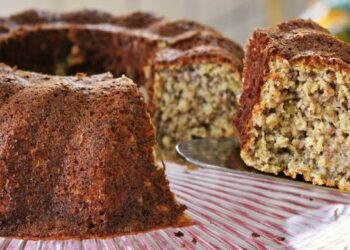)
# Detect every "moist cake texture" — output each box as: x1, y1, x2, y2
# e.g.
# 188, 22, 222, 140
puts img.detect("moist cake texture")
151, 50, 242, 148
0, 64, 186, 238
0, 9, 244, 149
234, 19, 350, 190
